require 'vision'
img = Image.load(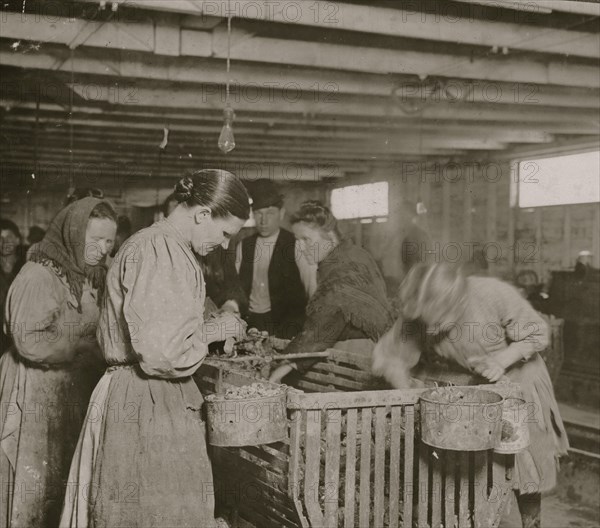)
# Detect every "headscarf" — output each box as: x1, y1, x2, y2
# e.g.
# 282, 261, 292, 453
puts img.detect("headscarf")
29, 197, 114, 312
